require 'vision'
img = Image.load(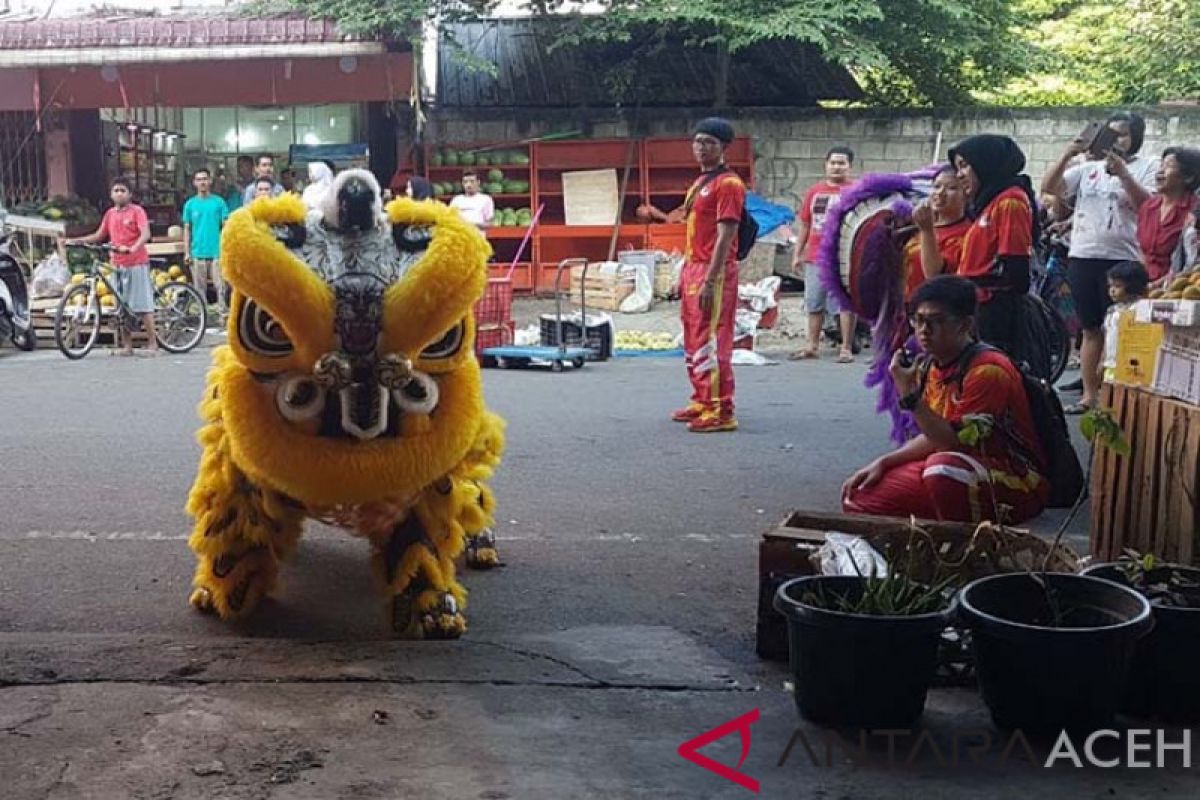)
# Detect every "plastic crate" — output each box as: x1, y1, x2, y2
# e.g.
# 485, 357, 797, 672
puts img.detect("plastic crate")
474, 278, 514, 327
475, 320, 515, 357
539, 314, 612, 360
